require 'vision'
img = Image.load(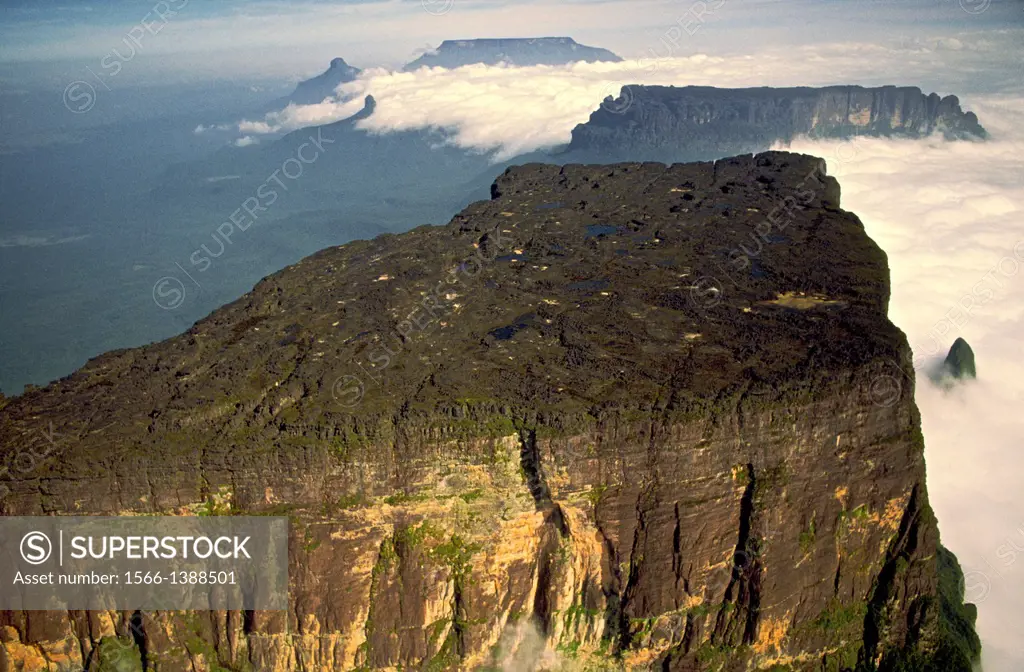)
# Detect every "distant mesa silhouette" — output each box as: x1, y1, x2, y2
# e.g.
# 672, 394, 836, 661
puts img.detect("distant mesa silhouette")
403, 37, 622, 70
